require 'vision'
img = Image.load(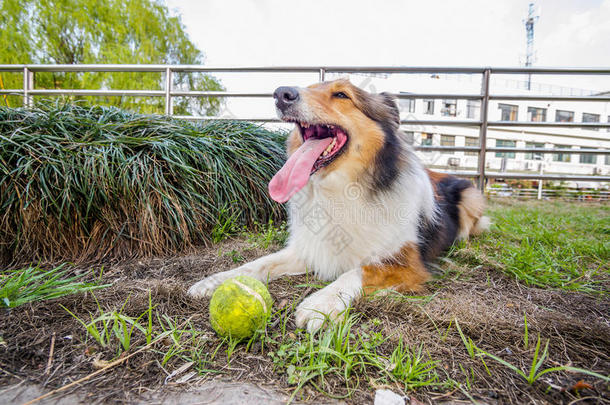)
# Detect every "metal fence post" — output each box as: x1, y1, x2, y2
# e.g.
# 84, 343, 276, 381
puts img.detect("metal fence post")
319, 68, 325, 82
477, 68, 491, 190
164, 67, 173, 115
23, 67, 33, 108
